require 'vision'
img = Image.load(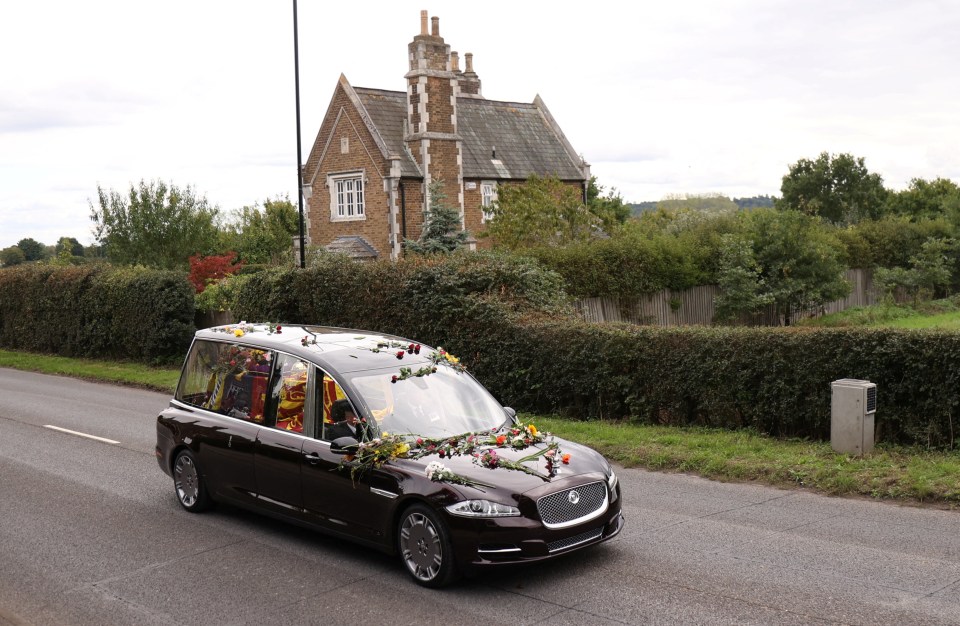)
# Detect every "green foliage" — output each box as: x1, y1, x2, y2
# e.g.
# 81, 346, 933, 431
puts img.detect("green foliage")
656, 192, 739, 213
840, 215, 955, 269
485, 175, 599, 250
884, 177, 960, 221
90, 179, 221, 269
733, 195, 775, 209
777, 152, 888, 224
874, 238, 956, 303
0, 264, 194, 363
713, 234, 774, 320
586, 177, 630, 228
195, 273, 255, 314
222, 196, 300, 264
16, 237, 46, 261
0, 246, 25, 267
715, 209, 850, 325
524, 207, 739, 299
404, 180, 470, 254
55, 237, 84, 257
